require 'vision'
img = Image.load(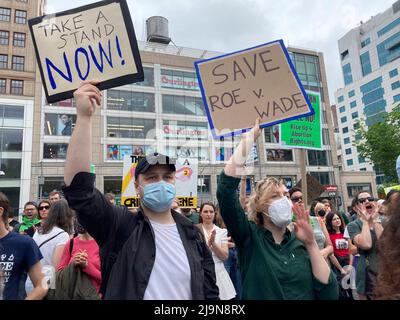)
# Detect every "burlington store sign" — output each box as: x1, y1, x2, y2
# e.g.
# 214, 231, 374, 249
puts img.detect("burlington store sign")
161, 74, 200, 91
